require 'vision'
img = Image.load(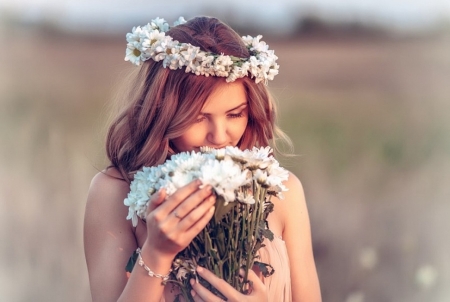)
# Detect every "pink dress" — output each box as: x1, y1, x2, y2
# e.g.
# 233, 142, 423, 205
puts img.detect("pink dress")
258, 236, 292, 301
